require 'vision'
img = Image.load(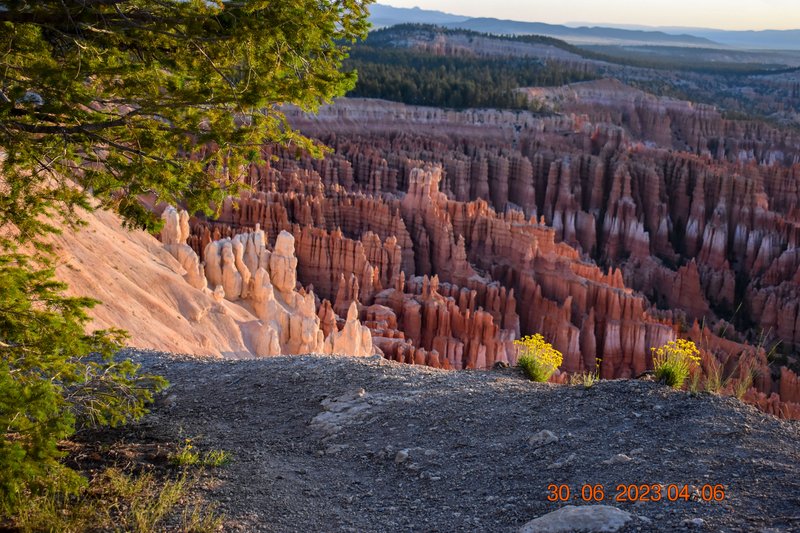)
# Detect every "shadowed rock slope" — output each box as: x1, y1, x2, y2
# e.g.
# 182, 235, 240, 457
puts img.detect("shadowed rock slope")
125, 351, 800, 533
